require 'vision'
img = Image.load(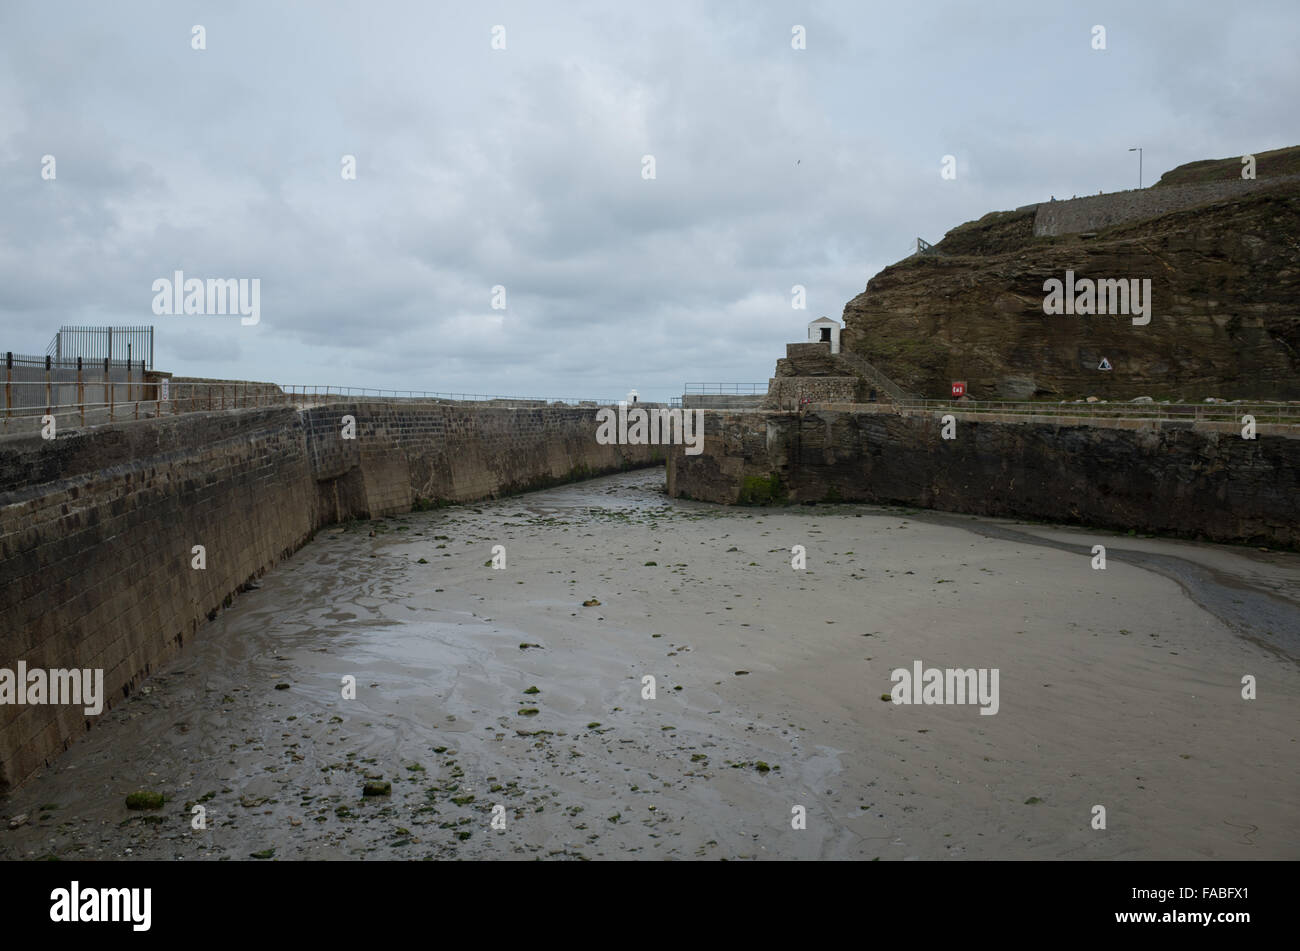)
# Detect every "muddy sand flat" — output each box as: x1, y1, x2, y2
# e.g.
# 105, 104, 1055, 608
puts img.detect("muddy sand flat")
3, 468, 1297, 860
